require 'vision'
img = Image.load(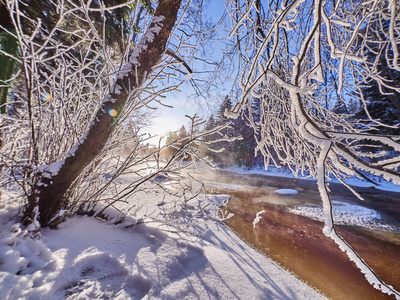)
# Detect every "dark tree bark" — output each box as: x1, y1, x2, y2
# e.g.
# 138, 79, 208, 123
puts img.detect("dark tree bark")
24, 0, 183, 227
